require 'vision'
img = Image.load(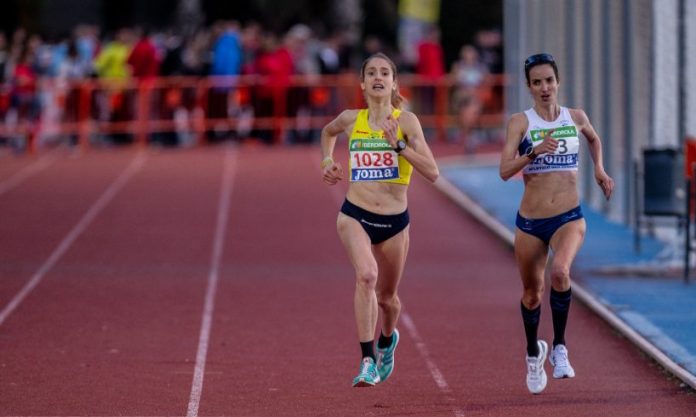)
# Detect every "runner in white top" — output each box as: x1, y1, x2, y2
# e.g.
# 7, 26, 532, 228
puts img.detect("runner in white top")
499, 53, 614, 395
